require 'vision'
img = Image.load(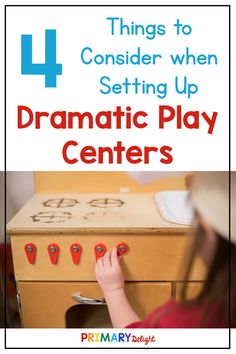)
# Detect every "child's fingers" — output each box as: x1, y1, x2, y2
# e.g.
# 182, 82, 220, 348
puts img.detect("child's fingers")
95, 257, 103, 272
103, 250, 112, 268
118, 255, 123, 263
111, 247, 119, 266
